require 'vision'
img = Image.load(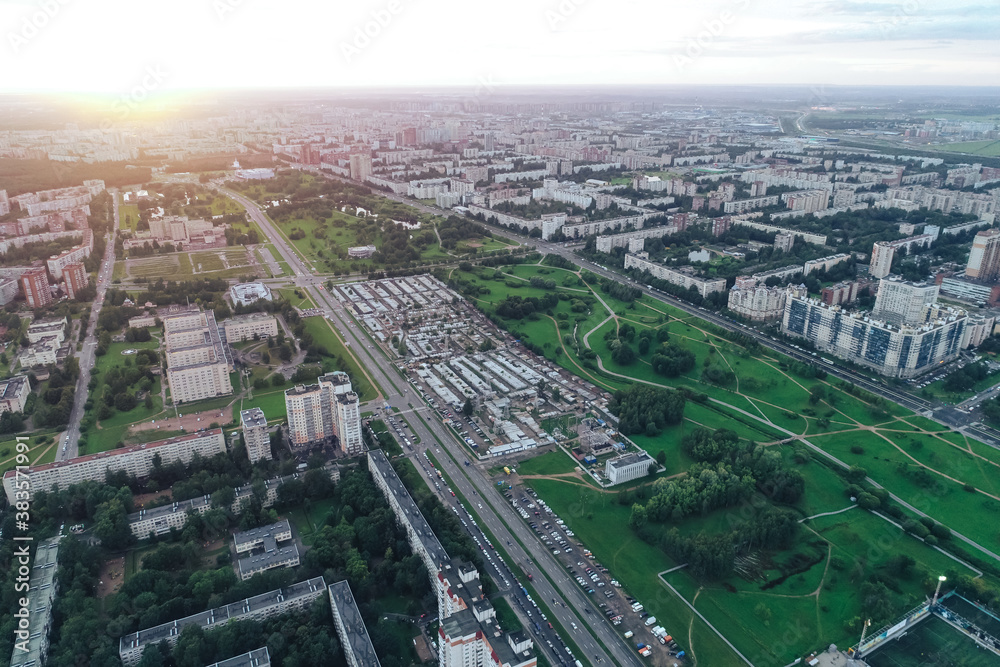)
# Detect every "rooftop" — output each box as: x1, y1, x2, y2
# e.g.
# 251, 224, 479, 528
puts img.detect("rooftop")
328, 581, 382, 667
233, 519, 291, 548
119, 577, 325, 653
237, 544, 300, 577
205, 648, 270, 667
609, 451, 654, 469
240, 408, 267, 429
4, 429, 224, 481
